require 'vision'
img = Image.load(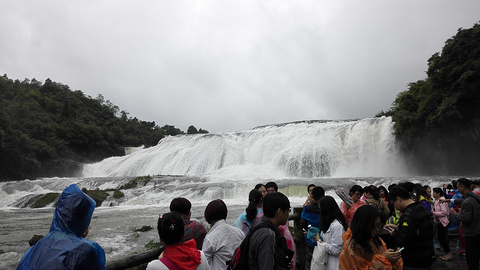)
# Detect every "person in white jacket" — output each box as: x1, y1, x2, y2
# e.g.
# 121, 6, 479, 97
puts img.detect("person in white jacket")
312, 196, 348, 270
202, 199, 245, 270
